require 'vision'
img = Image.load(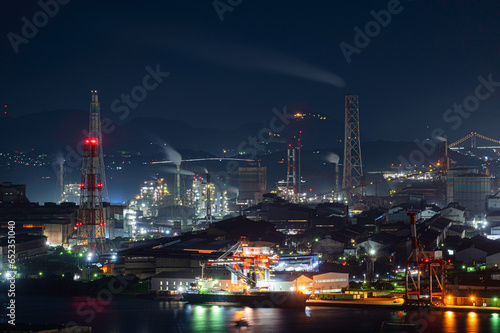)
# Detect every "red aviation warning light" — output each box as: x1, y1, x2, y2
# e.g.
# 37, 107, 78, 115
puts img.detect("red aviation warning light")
84, 138, 98, 145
